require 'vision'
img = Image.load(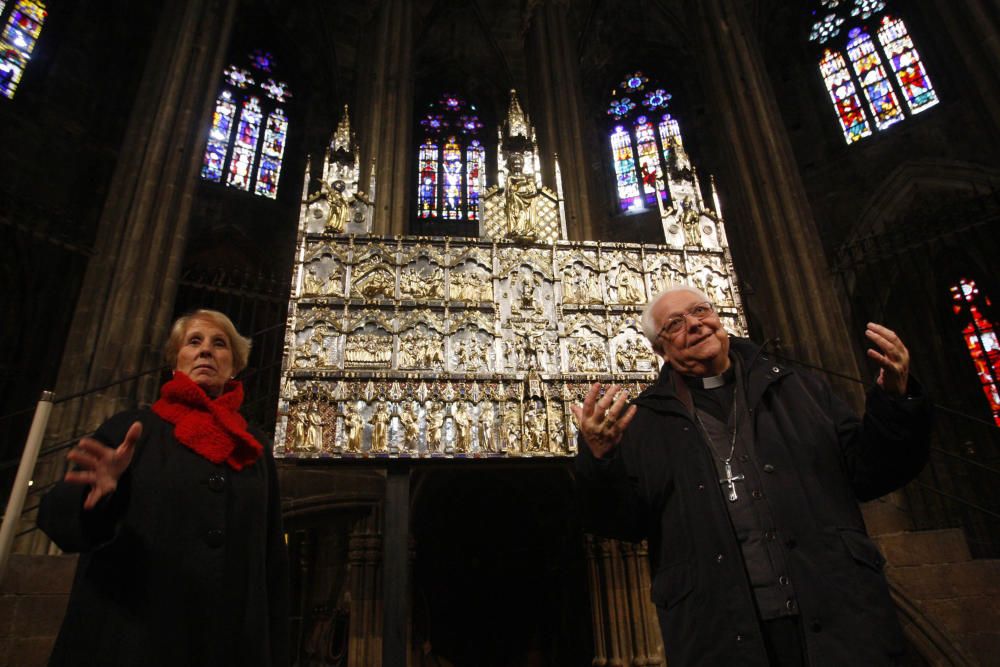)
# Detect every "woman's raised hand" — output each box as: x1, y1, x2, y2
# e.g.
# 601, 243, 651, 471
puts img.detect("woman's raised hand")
64, 421, 142, 510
